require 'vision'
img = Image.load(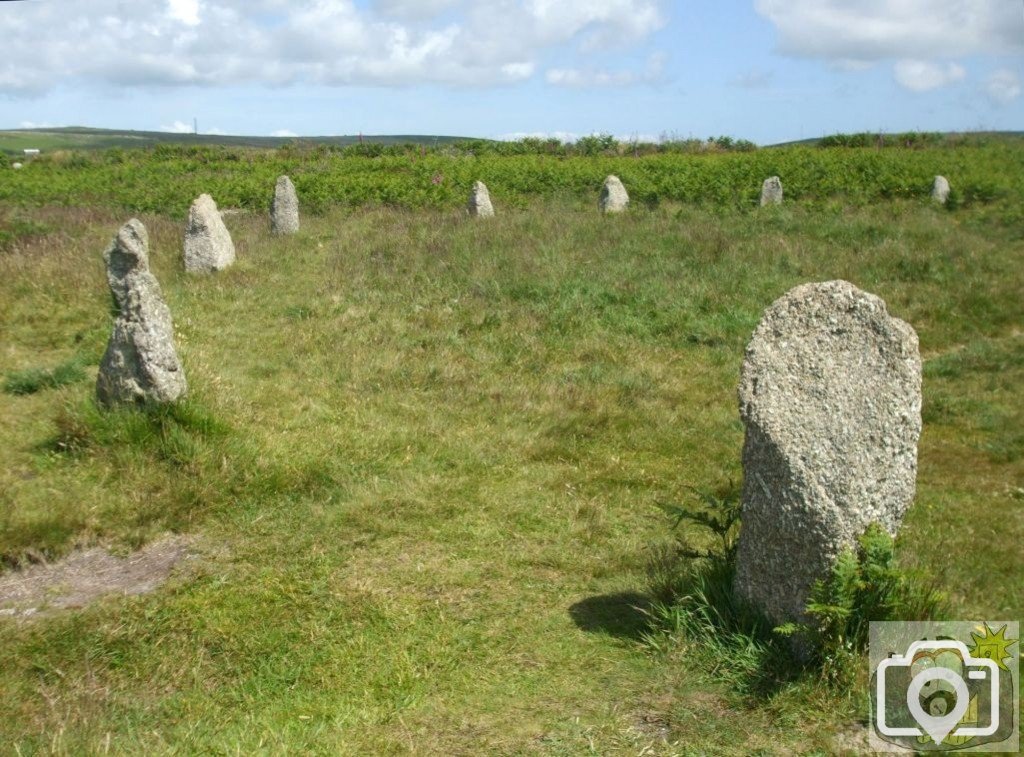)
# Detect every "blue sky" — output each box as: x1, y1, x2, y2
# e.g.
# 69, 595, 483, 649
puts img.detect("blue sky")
1, 0, 1021, 144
